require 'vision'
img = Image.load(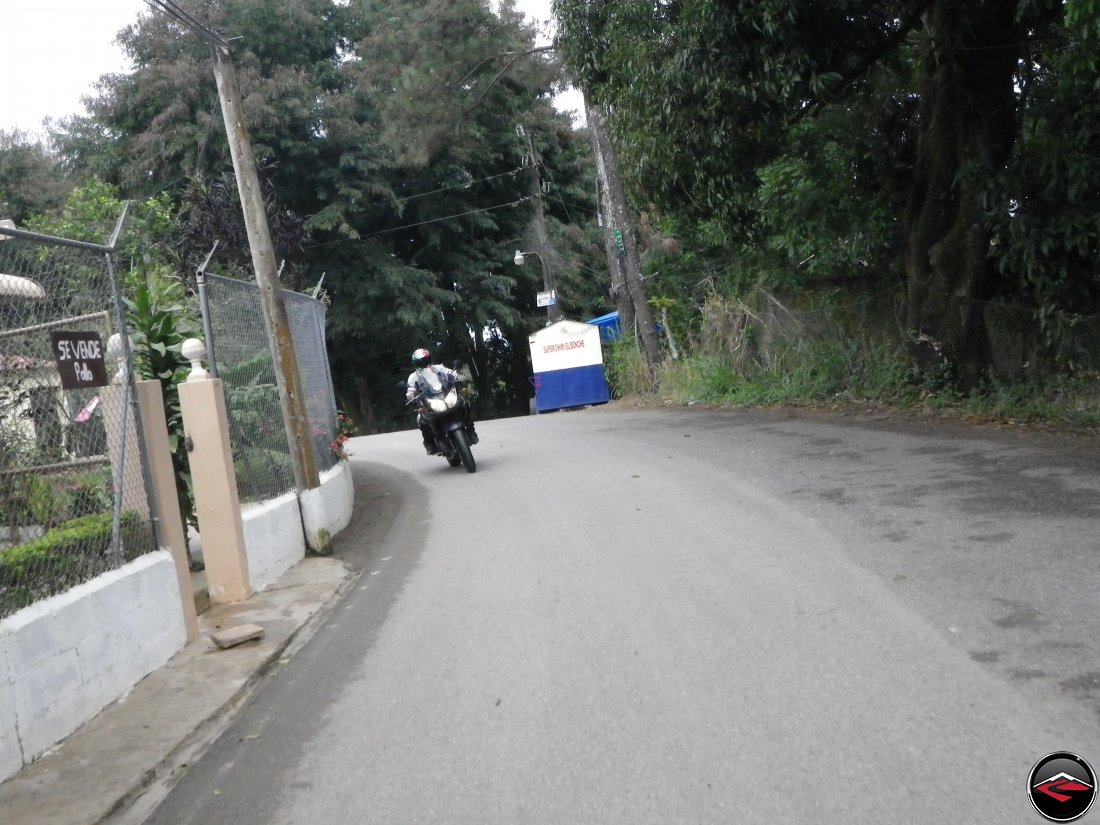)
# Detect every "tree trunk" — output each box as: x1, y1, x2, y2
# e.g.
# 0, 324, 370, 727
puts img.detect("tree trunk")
353, 375, 378, 435
586, 97, 634, 336
501, 321, 537, 415
586, 99, 662, 369
903, 1, 1023, 387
